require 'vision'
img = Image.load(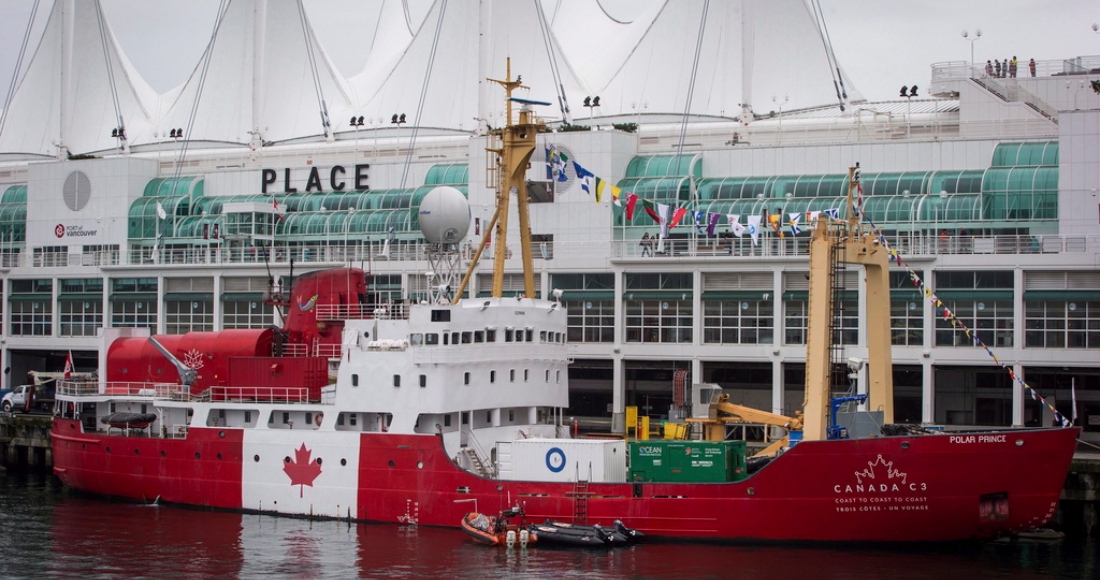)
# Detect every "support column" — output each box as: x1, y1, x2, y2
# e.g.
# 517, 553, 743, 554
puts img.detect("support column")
772, 359, 784, 415
922, 360, 935, 423
1013, 363, 1025, 427
612, 356, 625, 434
